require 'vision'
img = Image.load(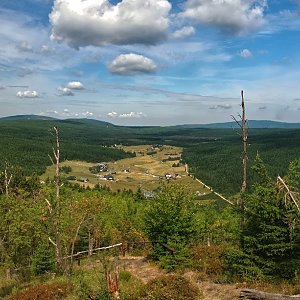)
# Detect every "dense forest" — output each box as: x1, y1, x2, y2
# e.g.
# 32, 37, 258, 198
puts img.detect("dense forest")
1, 118, 299, 195
0, 118, 300, 299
